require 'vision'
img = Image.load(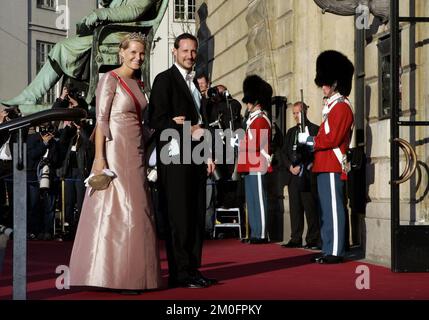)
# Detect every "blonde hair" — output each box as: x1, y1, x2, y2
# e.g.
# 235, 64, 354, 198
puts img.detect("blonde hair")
119, 32, 147, 50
